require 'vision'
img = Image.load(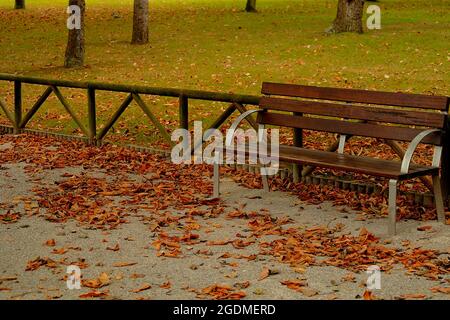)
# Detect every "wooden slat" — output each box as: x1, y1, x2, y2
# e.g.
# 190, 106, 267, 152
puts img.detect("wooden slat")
262, 82, 449, 111
227, 145, 439, 179
257, 113, 443, 145
260, 97, 446, 128
276, 146, 438, 180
